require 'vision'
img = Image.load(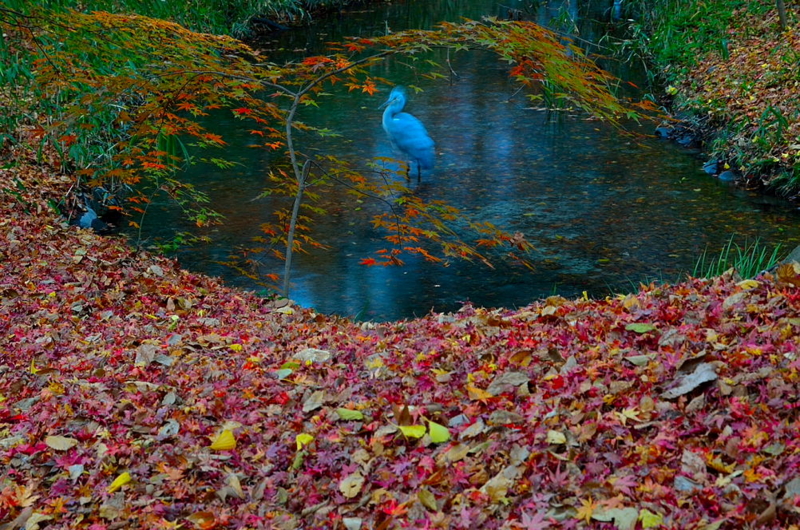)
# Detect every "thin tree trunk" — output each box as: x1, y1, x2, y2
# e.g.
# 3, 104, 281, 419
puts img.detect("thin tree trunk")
776, 0, 787, 31
282, 159, 311, 297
